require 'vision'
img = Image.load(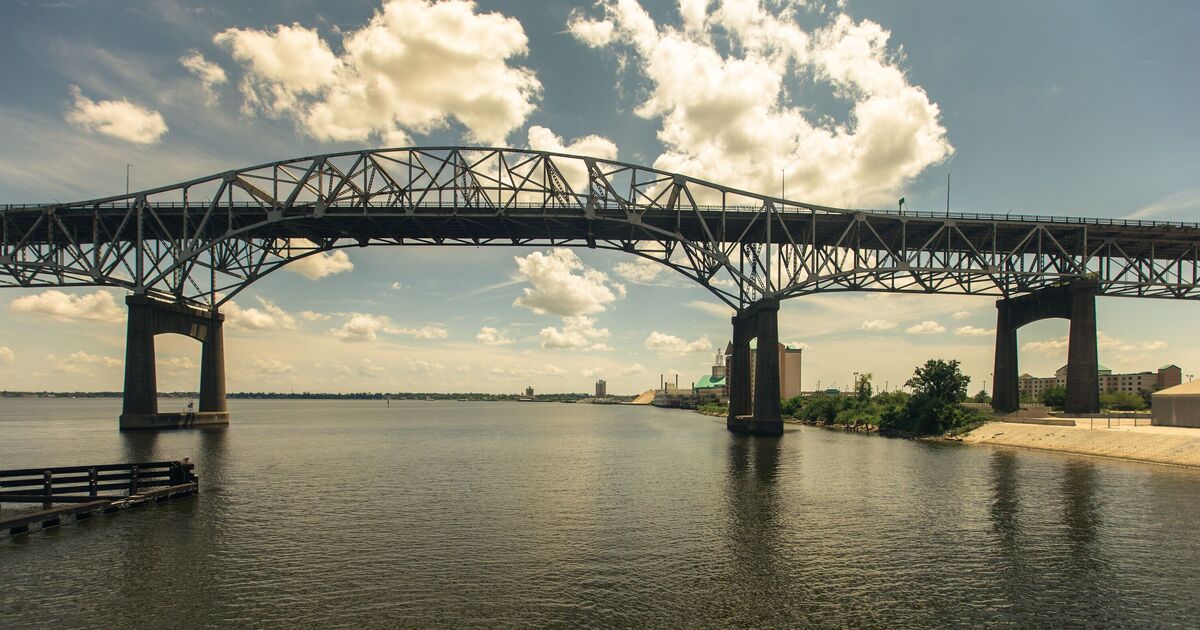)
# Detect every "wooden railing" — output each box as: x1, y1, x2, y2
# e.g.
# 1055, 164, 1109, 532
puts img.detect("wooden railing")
0, 460, 196, 510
